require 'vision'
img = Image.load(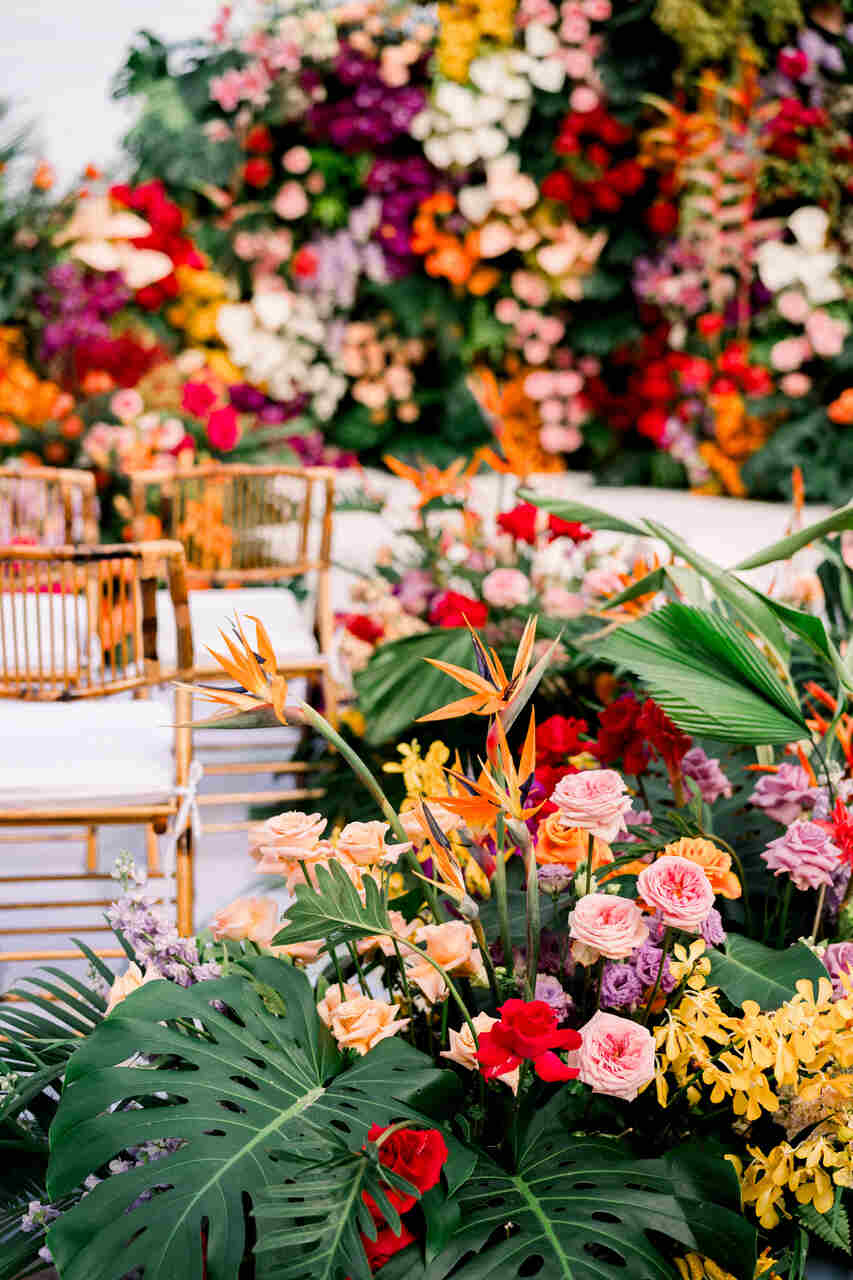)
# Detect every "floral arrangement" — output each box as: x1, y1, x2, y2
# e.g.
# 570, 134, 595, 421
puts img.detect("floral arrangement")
4, 495, 853, 1279
0, 2, 852, 502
